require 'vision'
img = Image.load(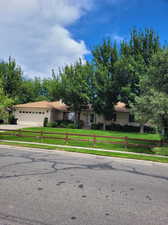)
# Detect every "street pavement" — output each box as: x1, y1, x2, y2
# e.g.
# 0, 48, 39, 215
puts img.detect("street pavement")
0, 145, 168, 225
